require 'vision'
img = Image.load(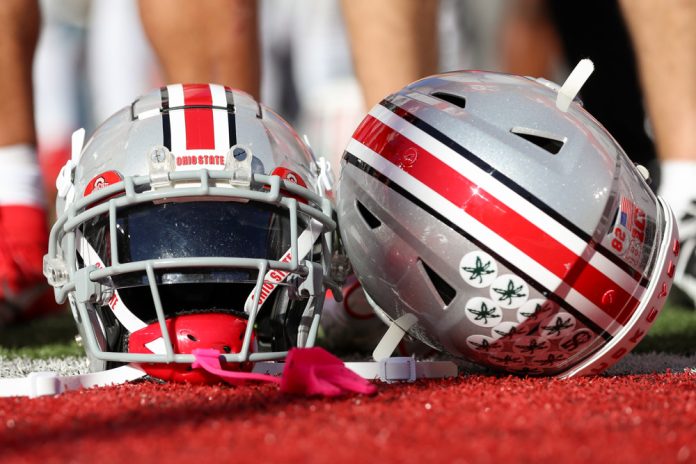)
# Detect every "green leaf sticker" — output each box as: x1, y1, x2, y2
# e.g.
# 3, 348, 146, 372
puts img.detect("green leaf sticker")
459, 251, 498, 288
464, 297, 502, 327
489, 274, 529, 309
